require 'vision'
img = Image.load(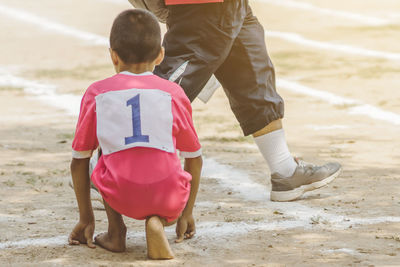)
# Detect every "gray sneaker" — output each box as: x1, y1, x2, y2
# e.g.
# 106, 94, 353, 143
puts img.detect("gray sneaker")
270, 159, 341, 202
